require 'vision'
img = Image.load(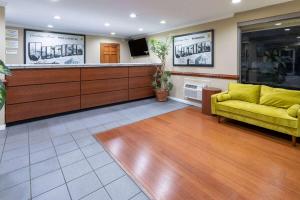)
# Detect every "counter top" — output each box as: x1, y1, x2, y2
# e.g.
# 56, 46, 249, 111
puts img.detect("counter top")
7, 63, 160, 69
